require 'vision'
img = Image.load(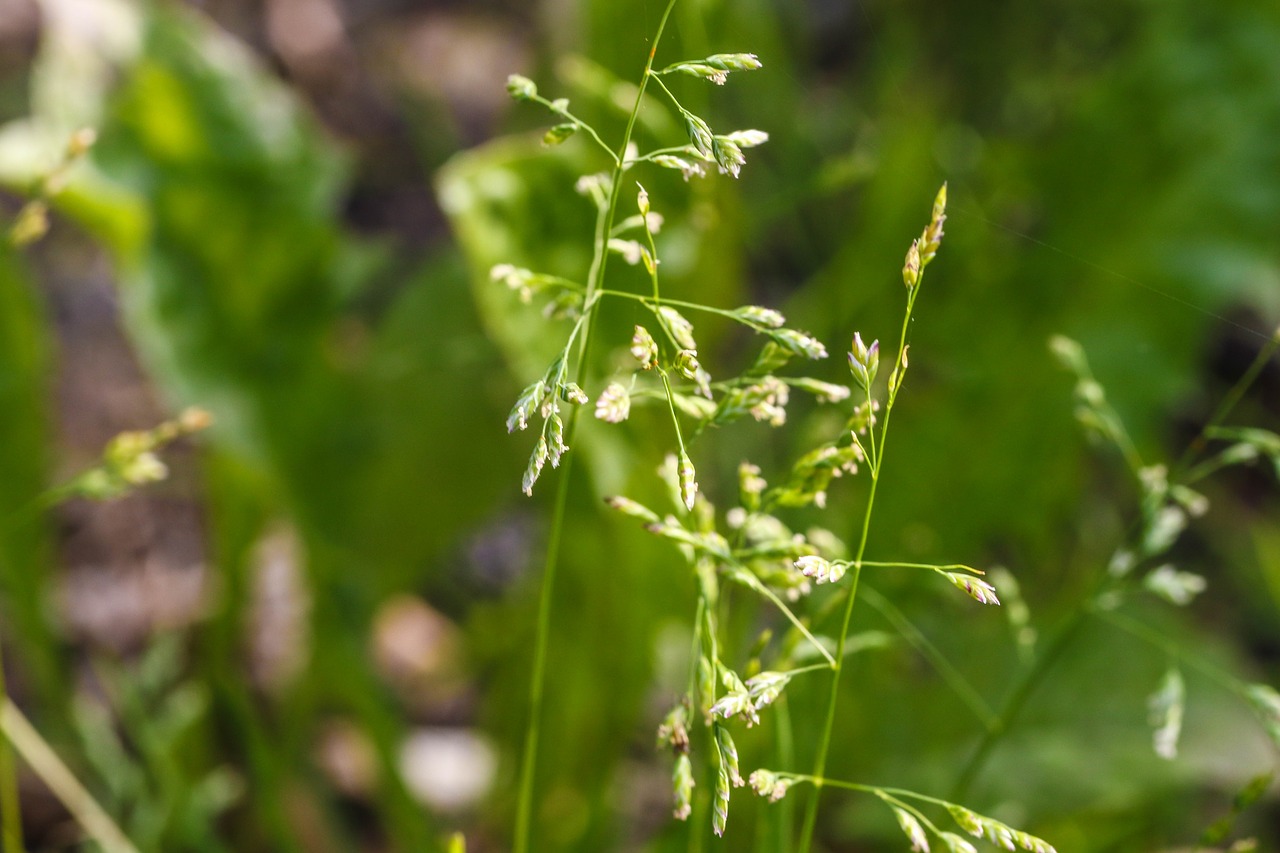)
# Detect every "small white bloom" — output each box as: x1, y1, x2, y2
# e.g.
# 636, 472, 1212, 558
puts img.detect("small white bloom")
1143, 564, 1206, 606
594, 383, 631, 423
678, 450, 698, 511
747, 769, 794, 803
724, 129, 769, 148
894, 807, 930, 852
608, 238, 646, 266
945, 572, 1000, 605
630, 325, 658, 369
794, 555, 845, 584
